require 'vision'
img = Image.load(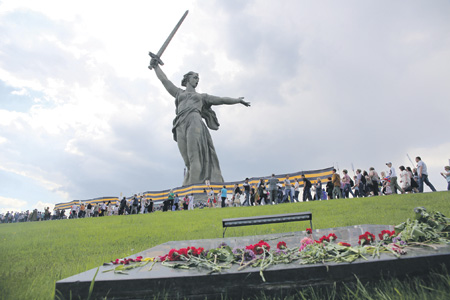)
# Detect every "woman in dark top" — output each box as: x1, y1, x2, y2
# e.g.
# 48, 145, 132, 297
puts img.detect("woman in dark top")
258, 179, 268, 205
326, 177, 333, 200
